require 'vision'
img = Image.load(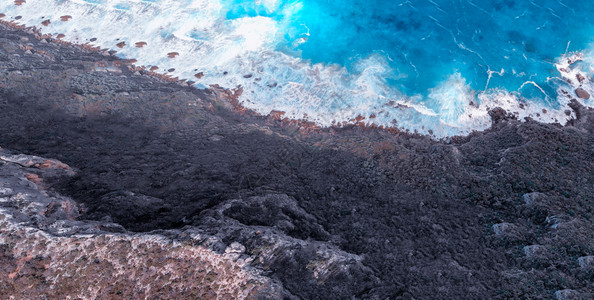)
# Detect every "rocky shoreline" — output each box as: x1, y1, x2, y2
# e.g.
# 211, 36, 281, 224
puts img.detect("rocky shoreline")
0, 23, 593, 299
